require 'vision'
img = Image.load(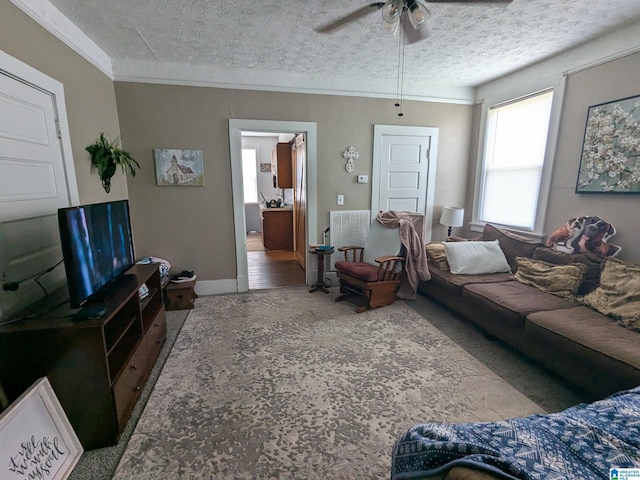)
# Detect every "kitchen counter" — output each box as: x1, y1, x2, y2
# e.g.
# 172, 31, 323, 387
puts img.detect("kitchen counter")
259, 205, 293, 212
259, 208, 293, 250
